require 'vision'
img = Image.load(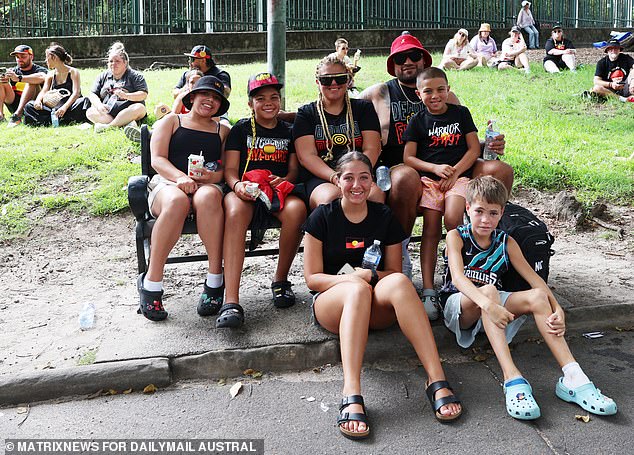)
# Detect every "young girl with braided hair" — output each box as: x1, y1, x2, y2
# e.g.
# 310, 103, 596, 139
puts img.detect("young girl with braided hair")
293, 55, 383, 209
219, 72, 306, 328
